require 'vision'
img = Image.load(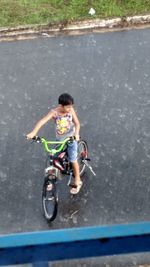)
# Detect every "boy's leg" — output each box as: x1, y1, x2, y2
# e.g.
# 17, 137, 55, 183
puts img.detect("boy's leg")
67, 141, 82, 194
70, 161, 82, 194
72, 161, 81, 185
